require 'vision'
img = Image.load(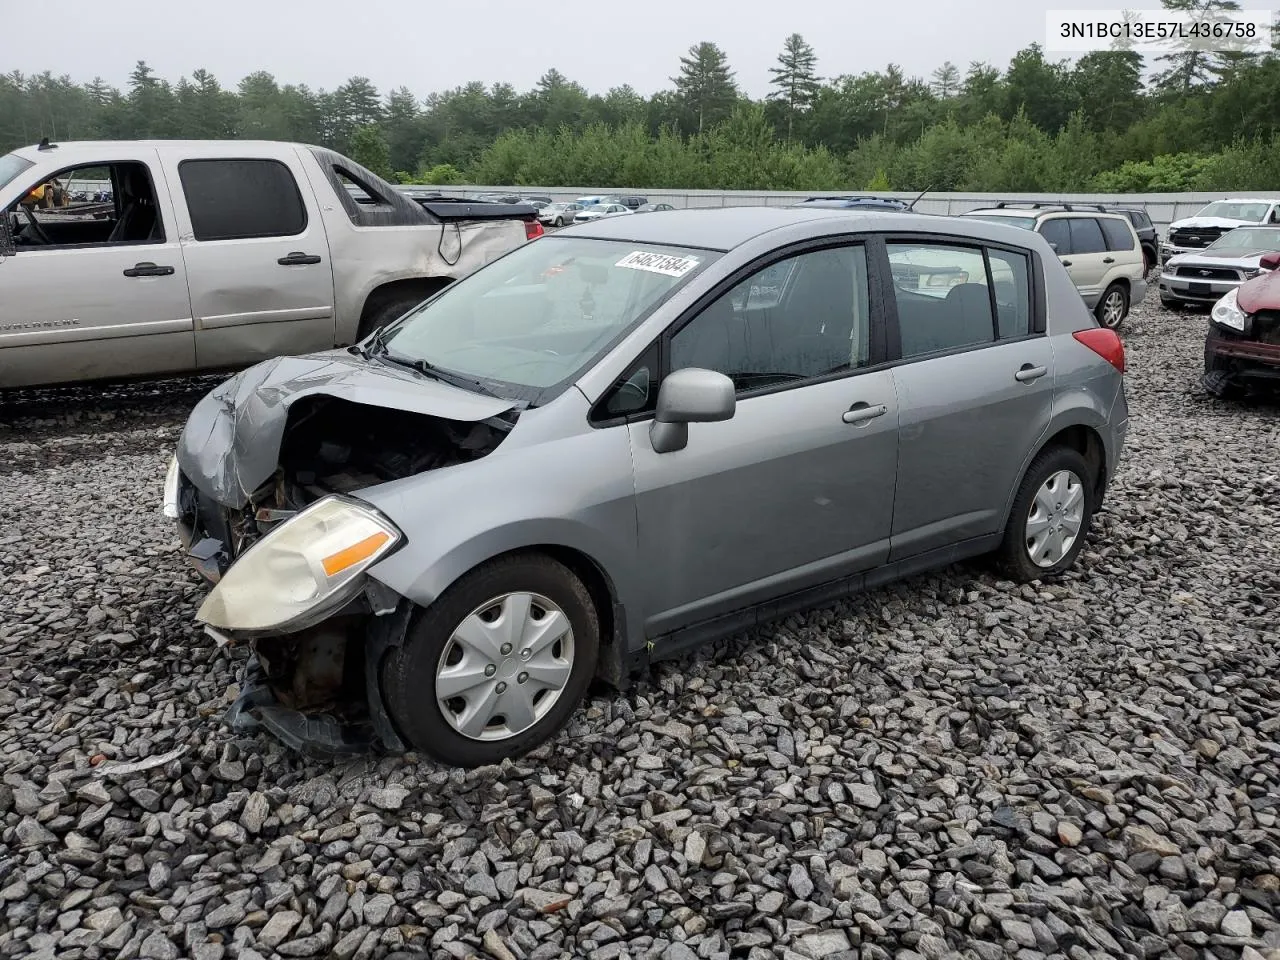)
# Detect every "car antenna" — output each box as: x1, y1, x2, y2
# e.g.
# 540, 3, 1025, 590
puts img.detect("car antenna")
905, 186, 929, 211
37, 137, 57, 151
